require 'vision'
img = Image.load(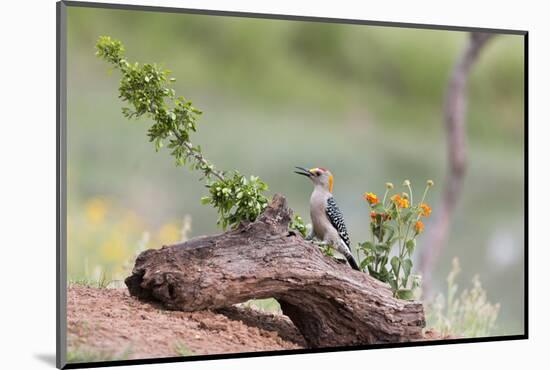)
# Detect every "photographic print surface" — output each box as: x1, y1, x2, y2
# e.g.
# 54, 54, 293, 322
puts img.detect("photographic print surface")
59, 1, 526, 368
